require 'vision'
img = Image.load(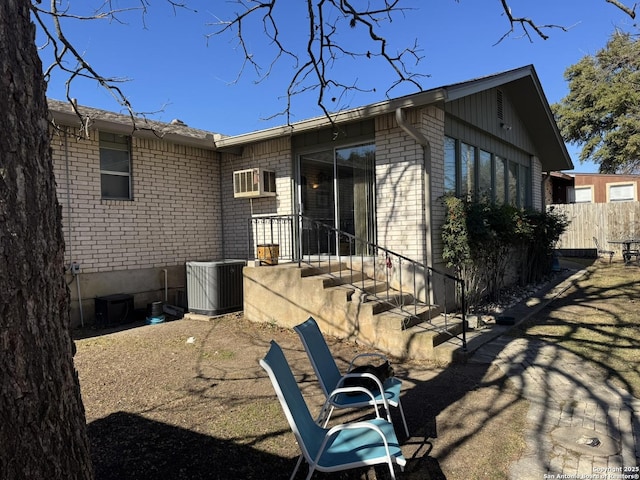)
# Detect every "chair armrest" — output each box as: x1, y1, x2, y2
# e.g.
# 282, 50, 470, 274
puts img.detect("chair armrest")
326, 386, 382, 417
336, 372, 391, 409
338, 372, 386, 392
347, 352, 388, 371
312, 420, 403, 469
